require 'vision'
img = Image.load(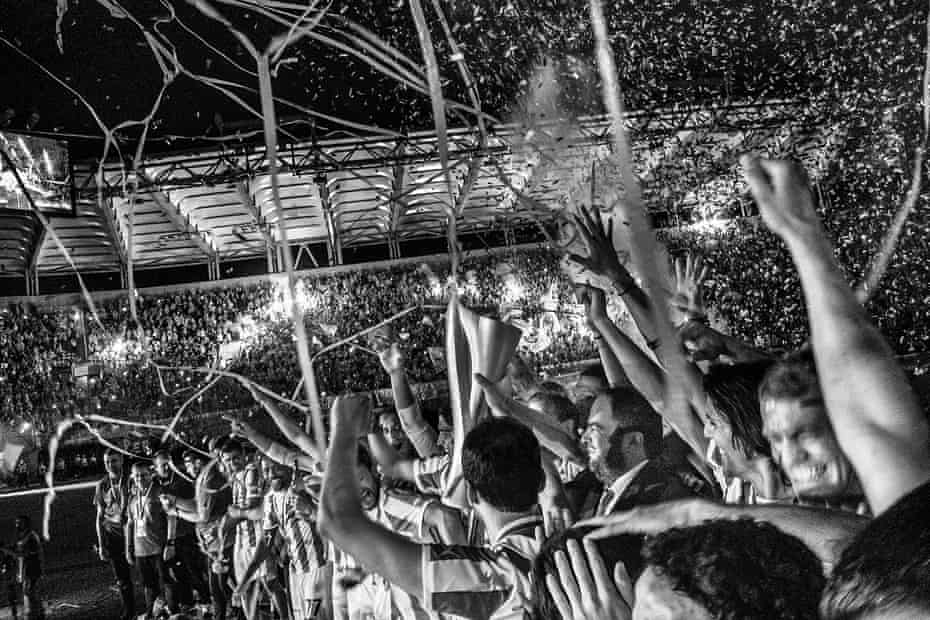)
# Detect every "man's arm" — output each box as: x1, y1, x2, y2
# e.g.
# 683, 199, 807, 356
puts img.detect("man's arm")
318, 394, 424, 598
583, 498, 869, 569
243, 380, 322, 463
227, 415, 319, 473
380, 343, 441, 458
742, 156, 930, 514
474, 374, 586, 464
366, 431, 416, 483
93, 484, 108, 561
